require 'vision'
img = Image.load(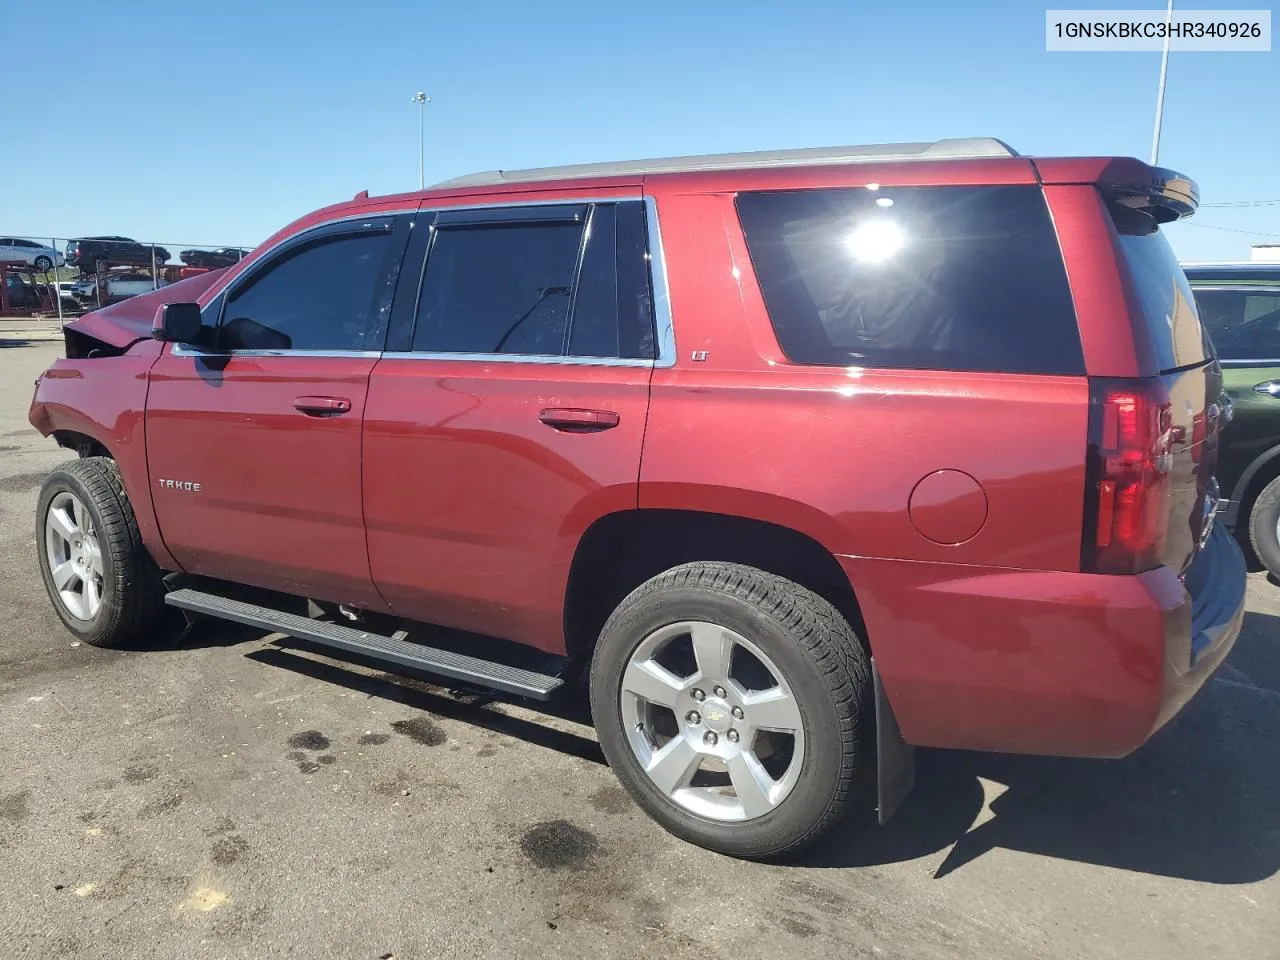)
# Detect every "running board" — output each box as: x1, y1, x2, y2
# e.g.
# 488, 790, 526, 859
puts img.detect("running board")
164, 588, 565, 700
